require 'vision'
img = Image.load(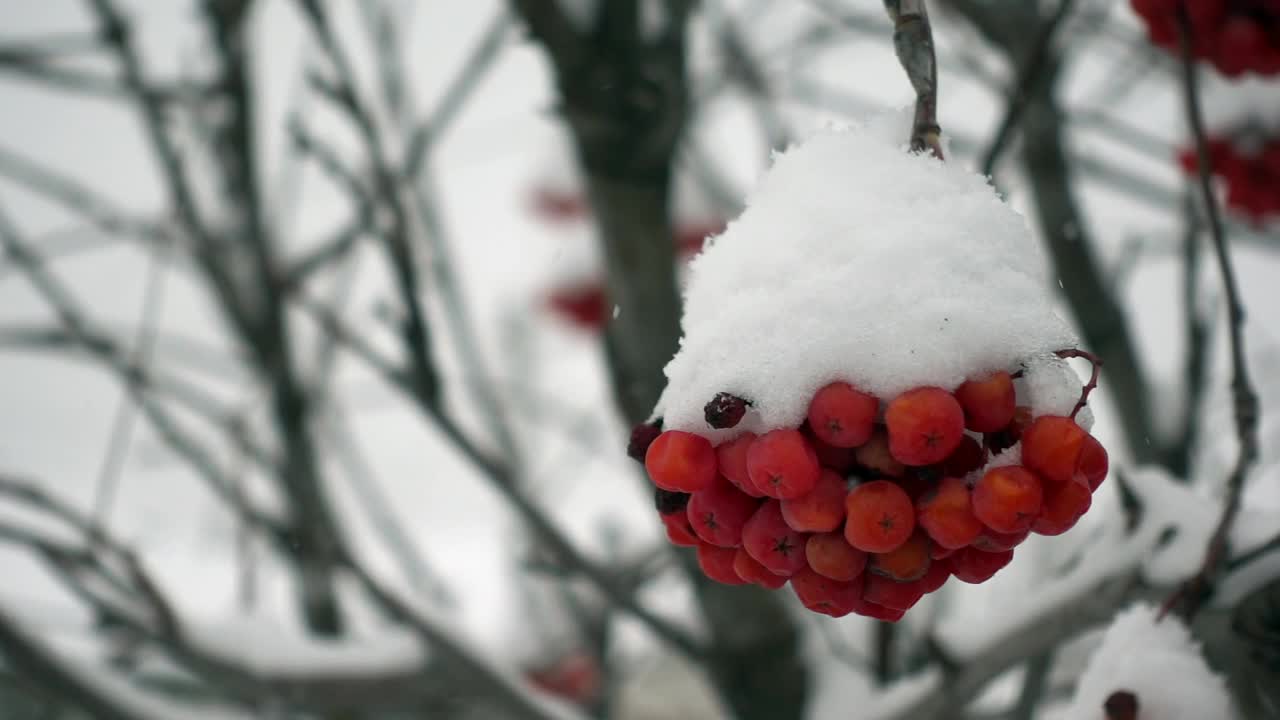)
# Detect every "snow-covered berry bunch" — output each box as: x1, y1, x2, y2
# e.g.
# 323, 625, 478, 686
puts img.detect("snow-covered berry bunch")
1178, 131, 1280, 224
628, 116, 1111, 622
1130, 0, 1280, 76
